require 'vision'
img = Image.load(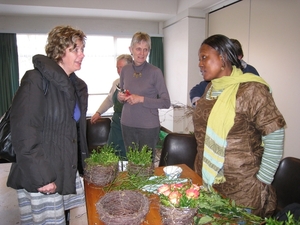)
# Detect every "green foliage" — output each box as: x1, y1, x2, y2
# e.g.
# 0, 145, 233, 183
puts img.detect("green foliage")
84, 145, 119, 167
127, 143, 152, 166
157, 130, 168, 149
180, 194, 198, 208
104, 173, 177, 192
265, 212, 300, 225
194, 190, 264, 225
